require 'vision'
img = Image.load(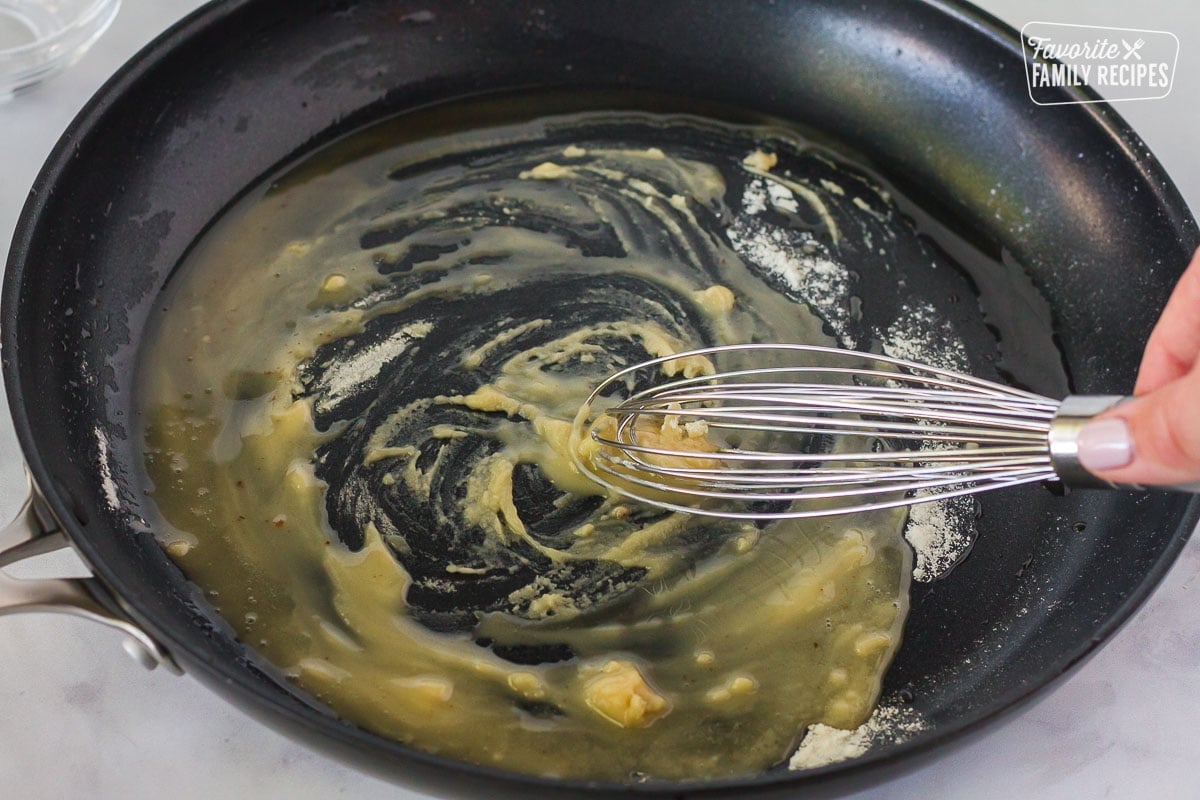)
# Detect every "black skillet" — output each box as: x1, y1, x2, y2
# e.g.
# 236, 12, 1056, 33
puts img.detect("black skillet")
3, 0, 1198, 797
